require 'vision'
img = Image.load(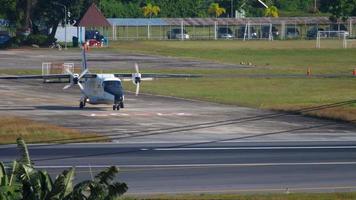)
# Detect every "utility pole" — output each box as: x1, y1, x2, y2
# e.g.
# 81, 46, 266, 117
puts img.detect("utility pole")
314, 0, 317, 13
